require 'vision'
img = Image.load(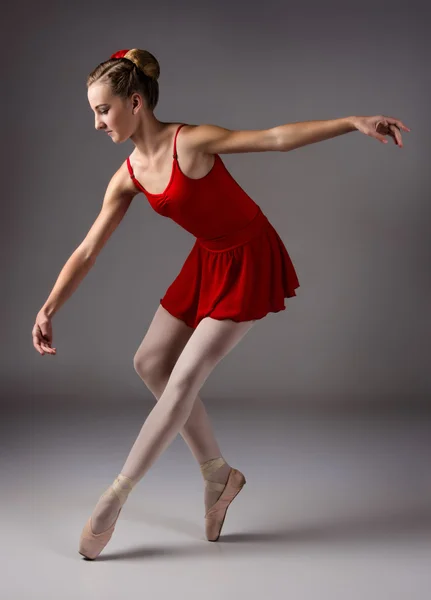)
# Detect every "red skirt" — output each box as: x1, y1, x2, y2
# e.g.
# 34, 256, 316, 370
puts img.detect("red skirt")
160, 206, 300, 329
